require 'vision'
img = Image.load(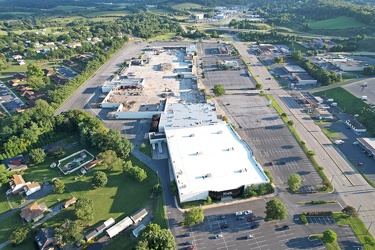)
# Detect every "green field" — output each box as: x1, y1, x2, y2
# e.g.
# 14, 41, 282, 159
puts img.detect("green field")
314, 87, 369, 115
308, 16, 365, 30
169, 2, 203, 10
